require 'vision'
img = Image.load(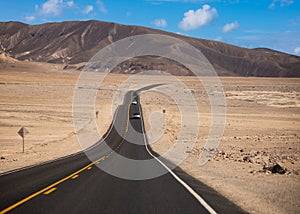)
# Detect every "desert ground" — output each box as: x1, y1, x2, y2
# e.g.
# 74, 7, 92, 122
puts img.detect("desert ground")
0, 59, 299, 213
